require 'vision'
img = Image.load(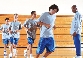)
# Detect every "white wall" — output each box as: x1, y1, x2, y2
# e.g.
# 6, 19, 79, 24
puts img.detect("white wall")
0, 0, 83, 15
